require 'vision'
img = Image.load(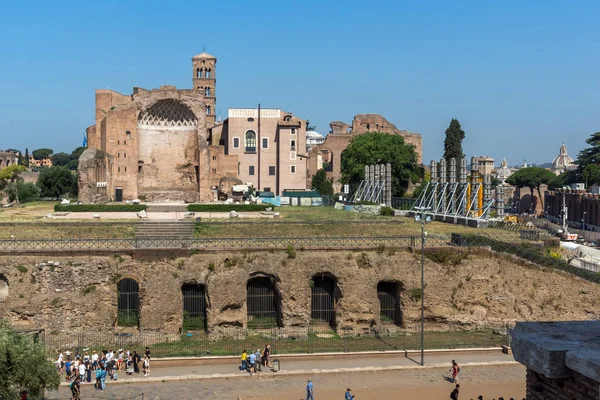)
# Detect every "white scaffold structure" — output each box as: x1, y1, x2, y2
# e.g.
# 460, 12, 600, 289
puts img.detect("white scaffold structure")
410, 156, 505, 227
350, 163, 392, 206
